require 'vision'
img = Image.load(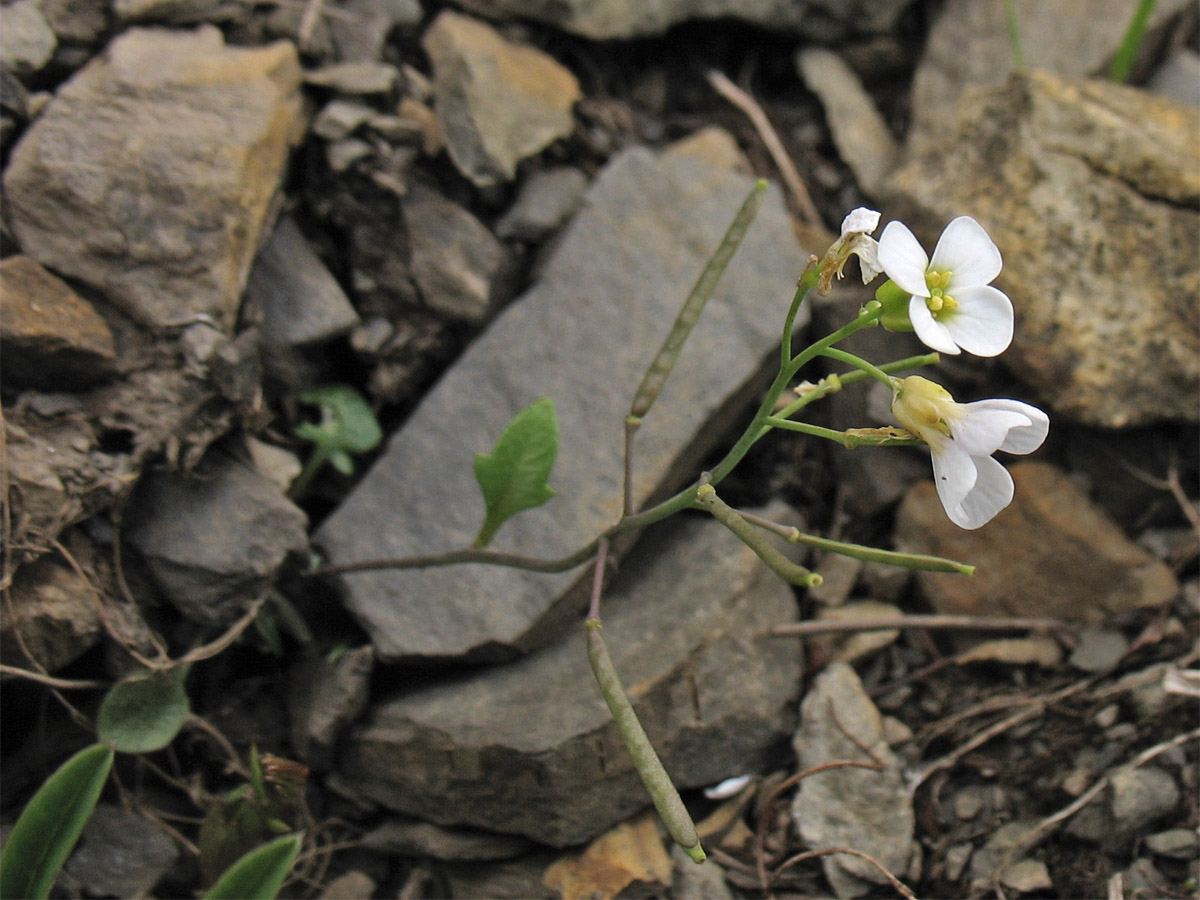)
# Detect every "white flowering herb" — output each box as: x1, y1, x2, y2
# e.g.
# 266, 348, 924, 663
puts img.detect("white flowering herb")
877, 216, 1014, 357
890, 375, 1049, 529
